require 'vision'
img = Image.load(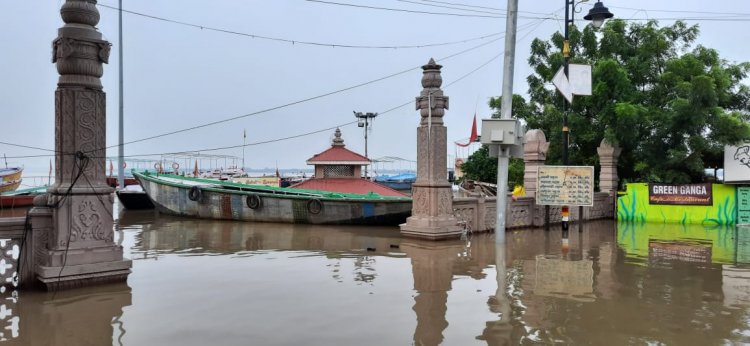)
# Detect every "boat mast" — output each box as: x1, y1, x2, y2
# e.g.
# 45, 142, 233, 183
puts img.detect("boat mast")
117, 0, 125, 188
242, 129, 246, 171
